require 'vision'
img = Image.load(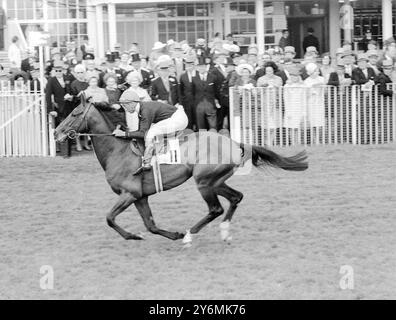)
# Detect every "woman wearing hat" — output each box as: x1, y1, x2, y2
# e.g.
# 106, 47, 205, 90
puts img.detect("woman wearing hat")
149, 41, 167, 70
319, 53, 334, 83
304, 62, 326, 143
84, 76, 109, 104
125, 71, 151, 102
234, 63, 256, 89
119, 51, 133, 73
